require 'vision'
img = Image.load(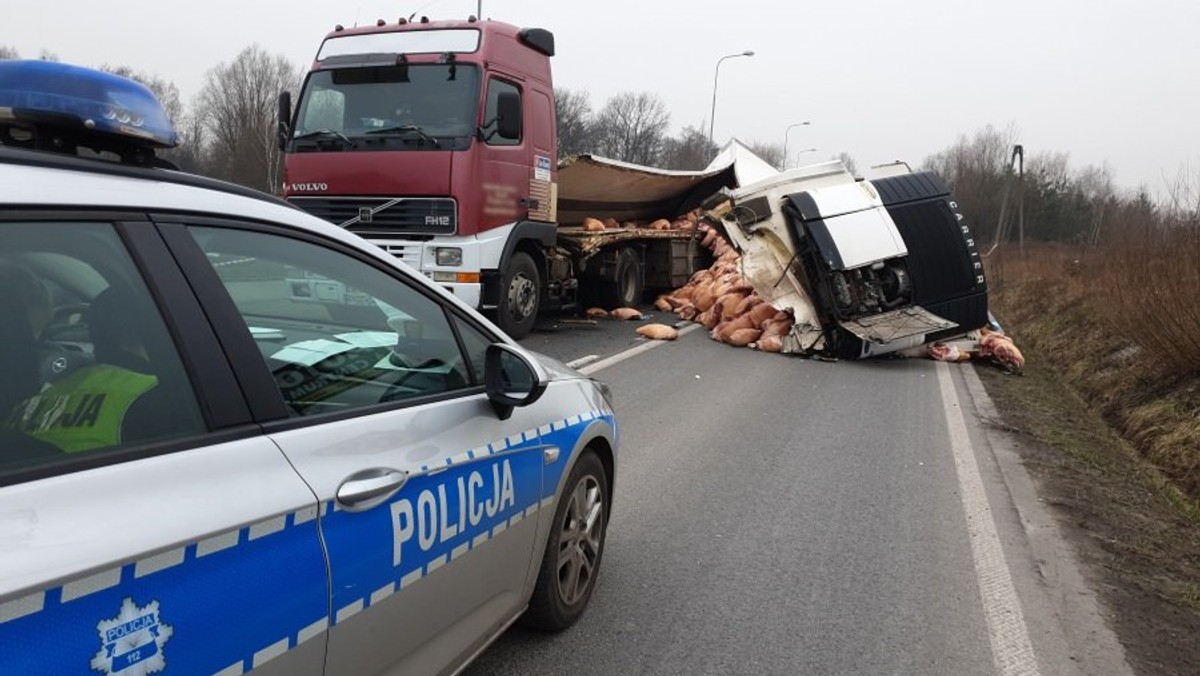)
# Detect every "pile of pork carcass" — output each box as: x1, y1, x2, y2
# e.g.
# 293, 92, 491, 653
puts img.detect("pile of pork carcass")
579, 216, 786, 346
650, 224, 795, 352
927, 329, 1026, 373
582, 219, 794, 351
581, 213, 698, 232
